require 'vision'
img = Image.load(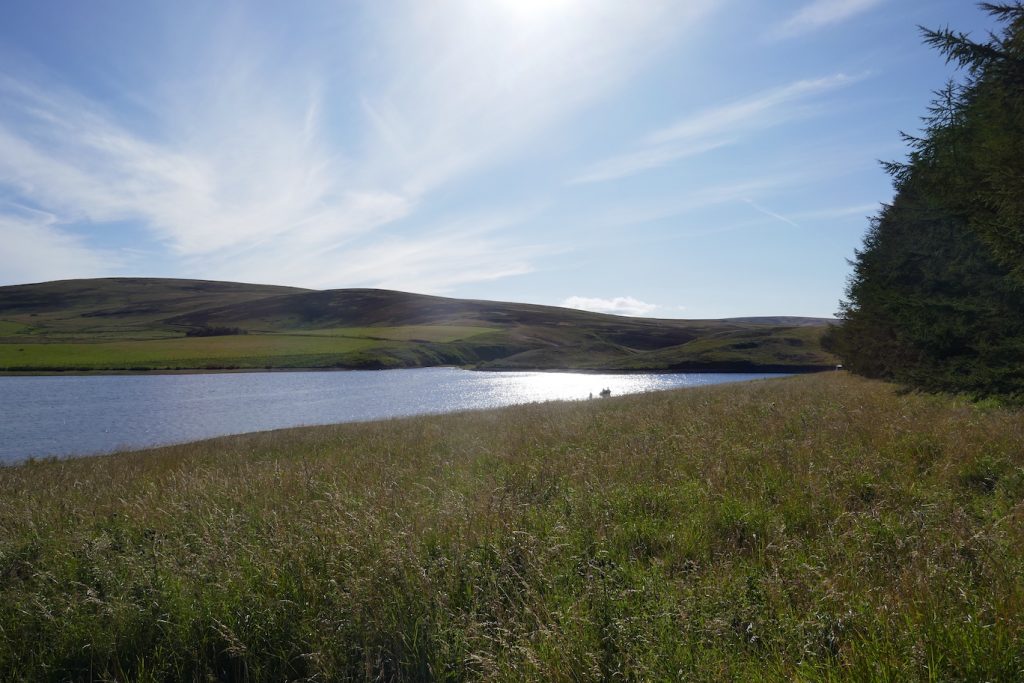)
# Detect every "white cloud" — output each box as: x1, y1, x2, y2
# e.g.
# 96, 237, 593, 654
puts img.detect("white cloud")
569, 139, 733, 185
767, 0, 885, 41
790, 203, 879, 221
562, 295, 660, 317
742, 199, 800, 227
0, 207, 119, 284
583, 174, 802, 231
320, 235, 538, 294
181, 208, 554, 294
360, 1, 718, 194
648, 74, 858, 145
571, 73, 862, 184
0, 75, 397, 259
0, 2, 718, 290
